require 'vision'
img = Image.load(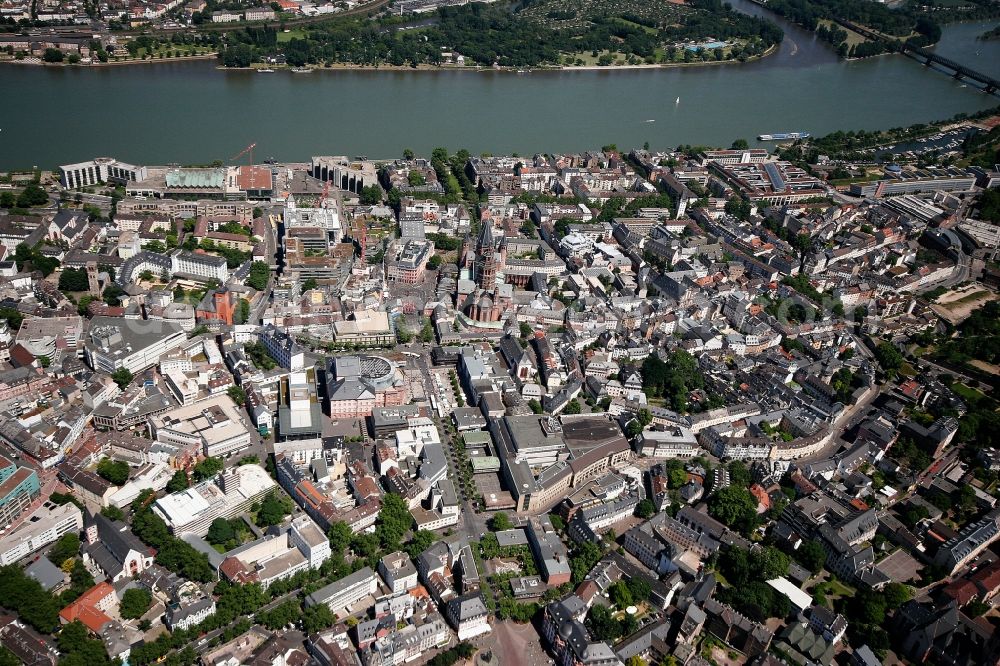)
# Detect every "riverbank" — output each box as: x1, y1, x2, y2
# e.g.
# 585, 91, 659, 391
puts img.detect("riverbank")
0, 53, 218, 67
214, 43, 777, 74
